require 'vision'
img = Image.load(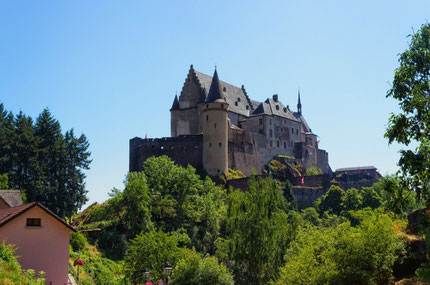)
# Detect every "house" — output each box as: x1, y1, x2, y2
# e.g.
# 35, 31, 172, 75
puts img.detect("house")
0, 201, 76, 285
